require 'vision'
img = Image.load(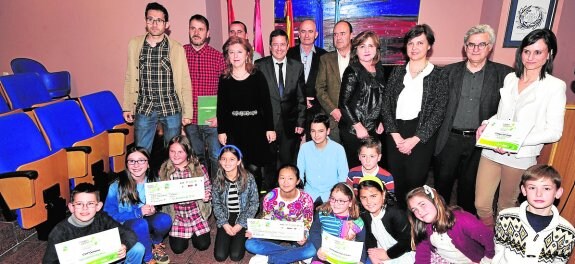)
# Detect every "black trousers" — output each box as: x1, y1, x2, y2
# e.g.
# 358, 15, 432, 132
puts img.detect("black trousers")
169, 232, 211, 254
385, 118, 437, 209
433, 132, 481, 214
213, 213, 247, 262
